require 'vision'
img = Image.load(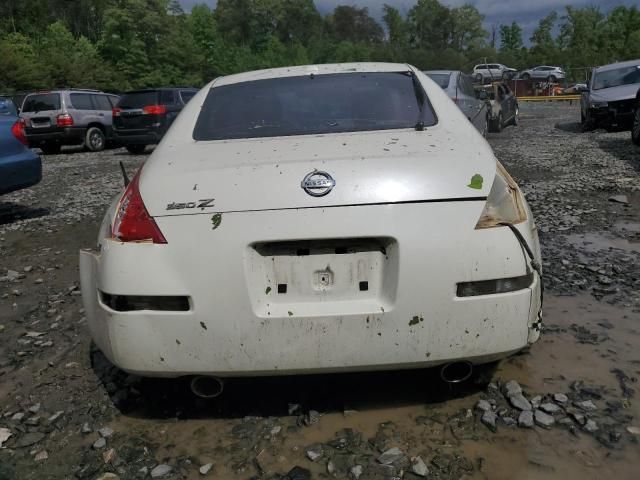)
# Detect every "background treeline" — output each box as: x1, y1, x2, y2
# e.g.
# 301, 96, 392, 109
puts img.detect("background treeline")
1, 0, 639, 93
